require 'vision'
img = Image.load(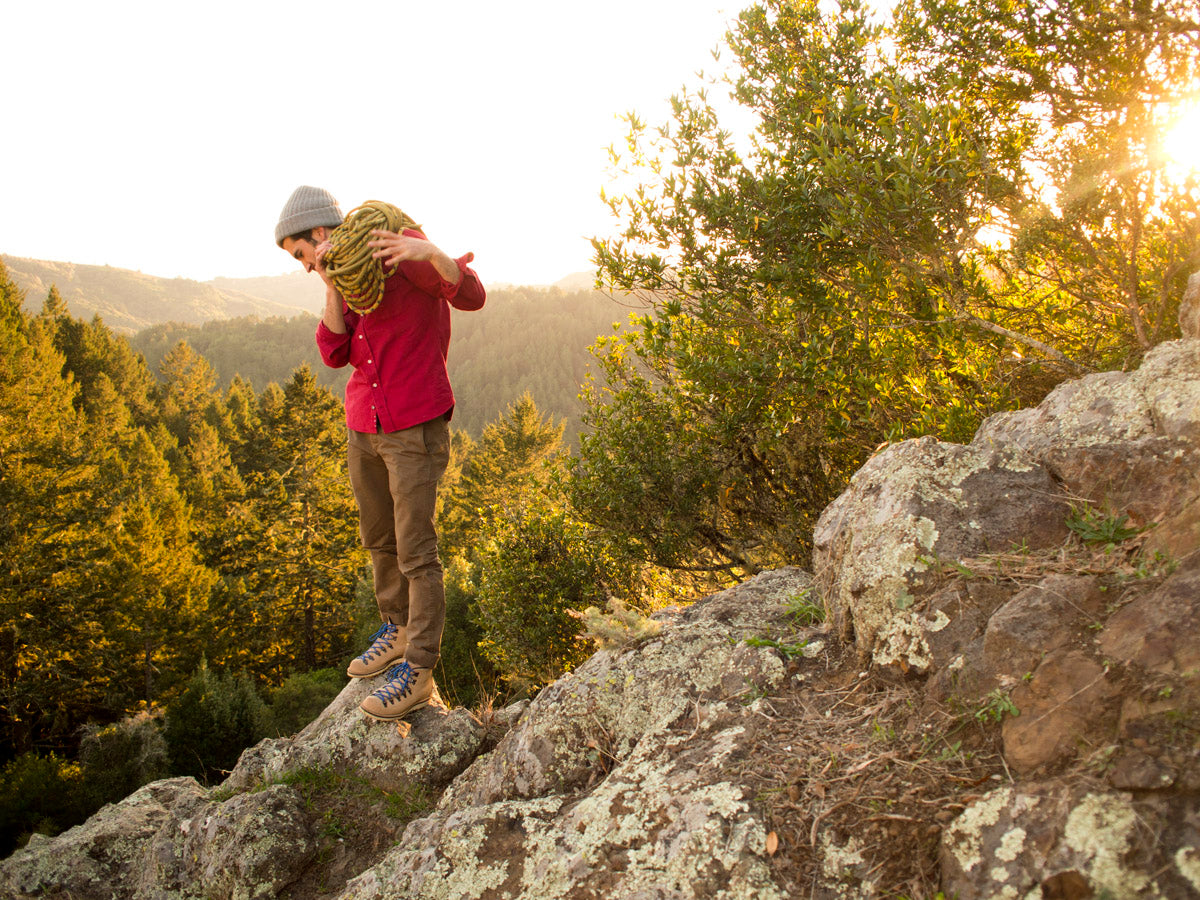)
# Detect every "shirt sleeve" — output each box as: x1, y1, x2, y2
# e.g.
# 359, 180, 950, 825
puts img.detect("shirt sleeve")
315, 312, 356, 368
395, 230, 486, 310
